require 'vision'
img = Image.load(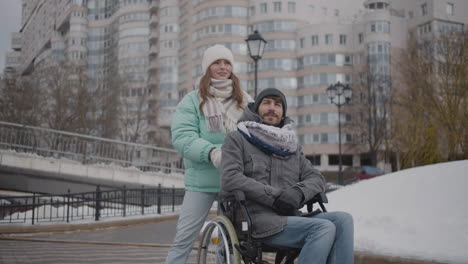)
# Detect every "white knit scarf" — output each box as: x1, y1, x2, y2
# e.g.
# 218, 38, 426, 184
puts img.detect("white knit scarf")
238, 121, 298, 155
202, 79, 249, 132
